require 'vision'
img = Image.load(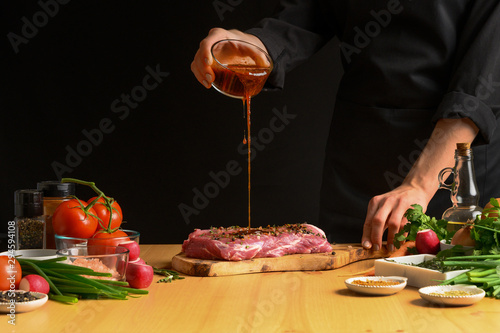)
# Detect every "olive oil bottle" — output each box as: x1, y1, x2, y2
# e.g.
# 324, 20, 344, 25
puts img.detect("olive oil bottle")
438, 143, 482, 231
